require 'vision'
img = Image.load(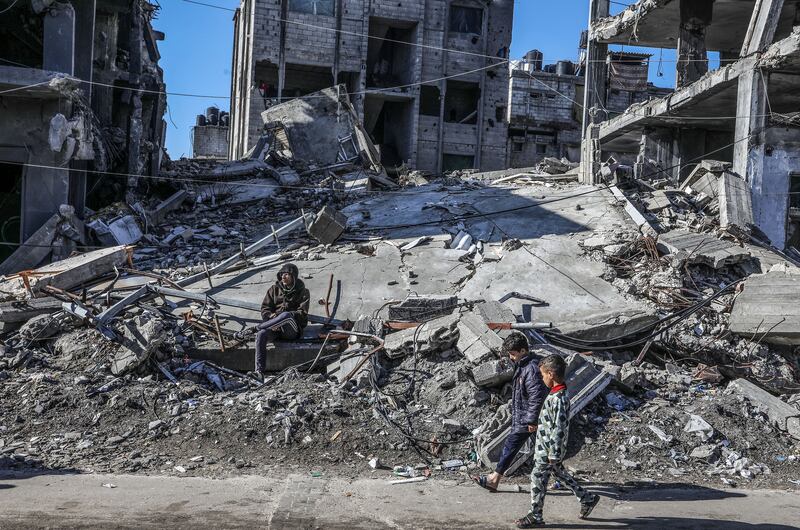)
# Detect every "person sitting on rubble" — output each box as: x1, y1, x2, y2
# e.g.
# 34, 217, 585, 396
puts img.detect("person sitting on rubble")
514, 354, 600, 528
254, 263, 310, 375
473, 331, 548, 493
